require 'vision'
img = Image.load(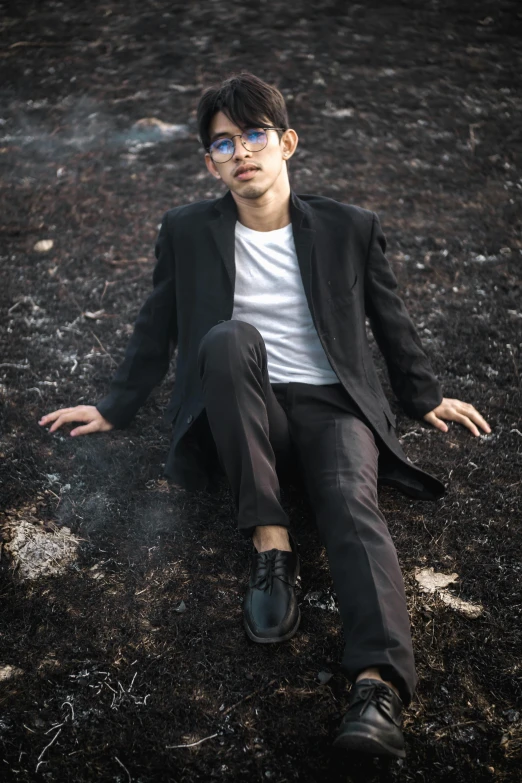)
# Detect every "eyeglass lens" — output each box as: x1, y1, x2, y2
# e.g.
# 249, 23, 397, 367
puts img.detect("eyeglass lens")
209, 129, 268, 162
